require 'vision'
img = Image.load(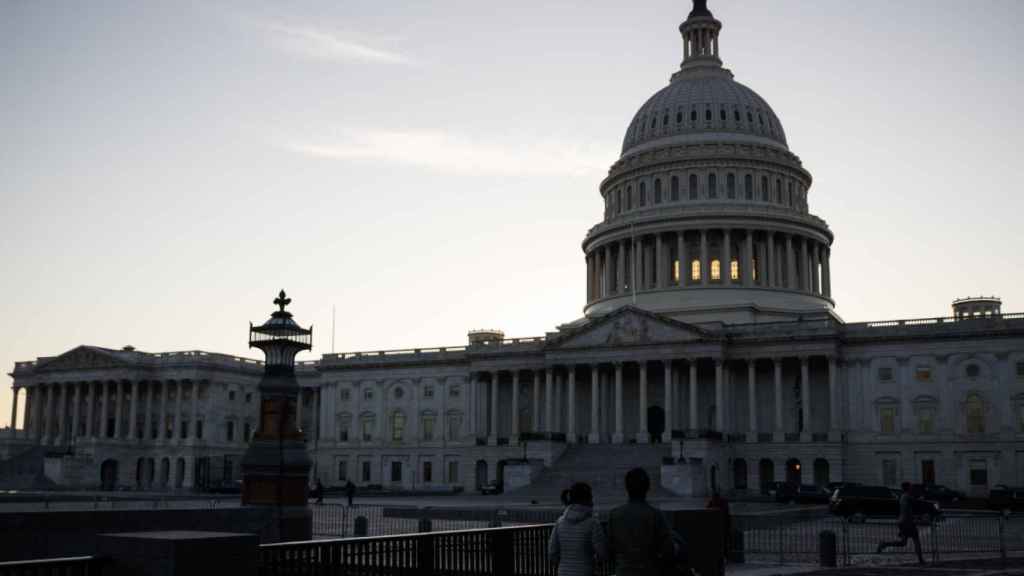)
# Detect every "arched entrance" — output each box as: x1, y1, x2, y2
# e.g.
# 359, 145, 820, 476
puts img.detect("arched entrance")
496, 461, 506, 491
146, 458, 155, 488
759, 459, 775, 494
175, 458, 185, 489
136, 458, 145, 489
475, 460, 488, 492
100, 459, 119, 491
733, 459, 748, 490
786, 458, 802, 485
160, 457, 170, 488
647, 406, 665, 442
813, 458, 830, 487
